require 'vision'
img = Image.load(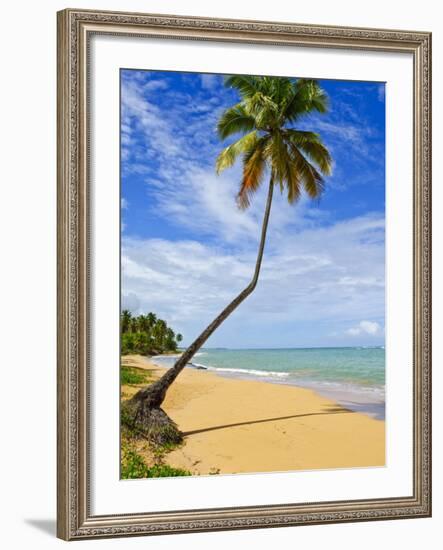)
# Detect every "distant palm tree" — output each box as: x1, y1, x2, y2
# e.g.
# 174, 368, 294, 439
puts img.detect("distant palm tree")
137, 314, 148, 334
130, 317, 139, 334
127, 75, 332, 444
153, 319, 167, 349
121, 310, 132, 334
147, 312, 157, 329
165, 327, 177, 351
